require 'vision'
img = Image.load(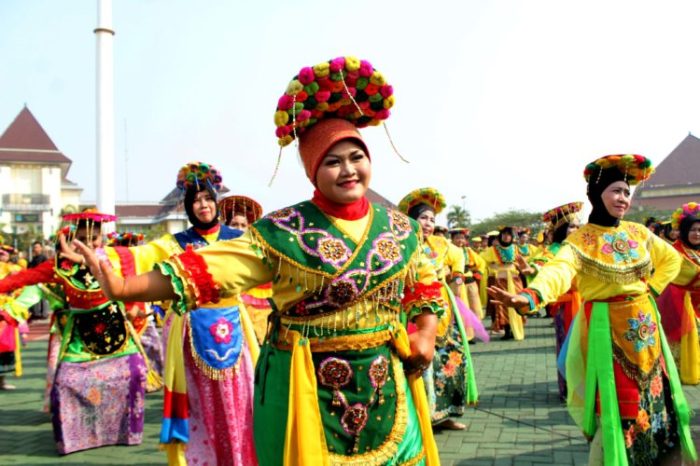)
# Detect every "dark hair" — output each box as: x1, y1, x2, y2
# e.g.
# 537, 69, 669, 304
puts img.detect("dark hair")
32, 241, 43, 247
